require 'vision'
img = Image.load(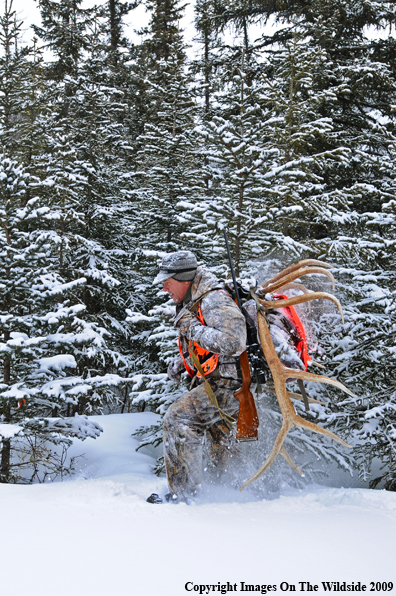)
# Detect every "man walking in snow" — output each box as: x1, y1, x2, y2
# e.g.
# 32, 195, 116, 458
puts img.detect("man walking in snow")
147, 251, 247, 504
